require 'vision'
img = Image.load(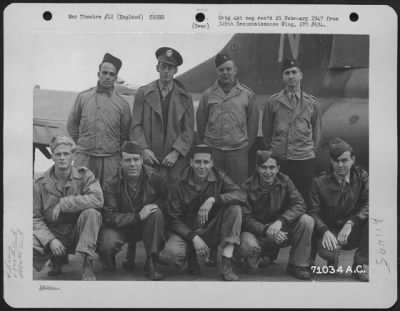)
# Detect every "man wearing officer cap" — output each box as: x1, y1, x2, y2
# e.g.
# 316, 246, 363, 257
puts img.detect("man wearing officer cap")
130, 47, 194, 185
160, 144, 246, 281
309, 137, 369, 281
197, 53, 259, 186
97, 141, 168, 280
67, 53, 131, 187
262, 58, 321, 209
